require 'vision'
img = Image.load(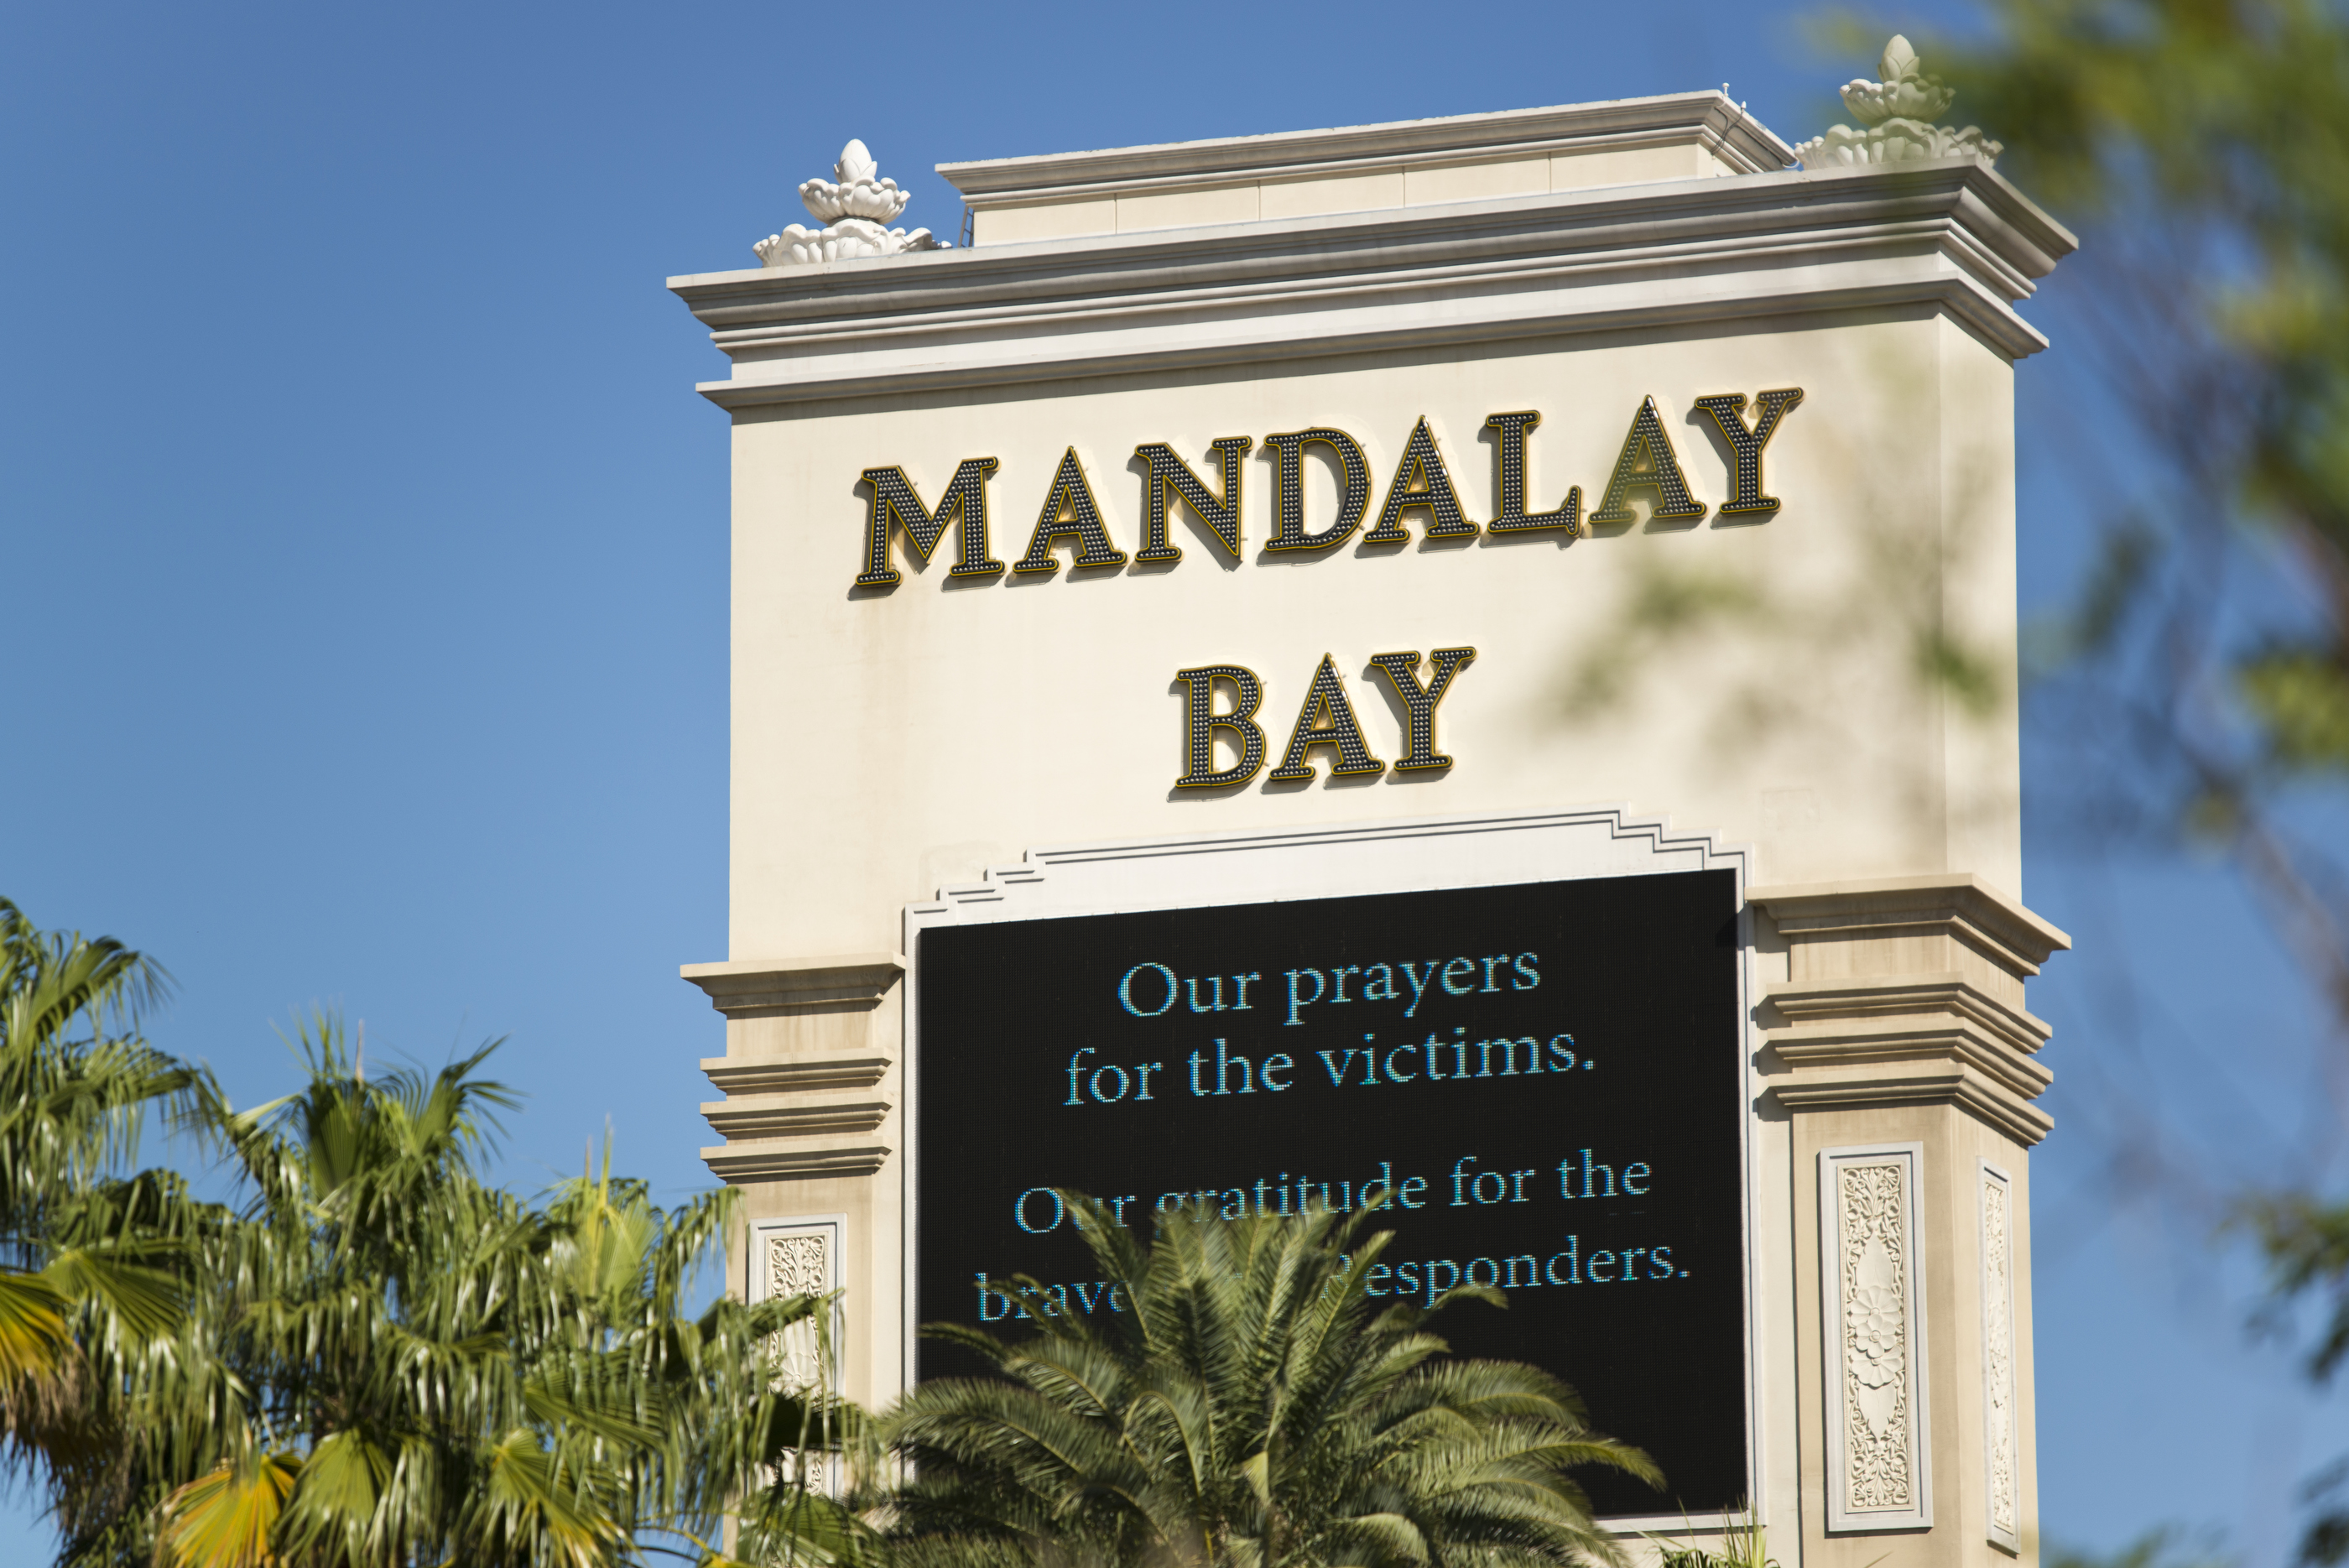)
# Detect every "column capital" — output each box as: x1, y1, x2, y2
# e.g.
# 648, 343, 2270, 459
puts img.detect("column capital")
1748, 875, 2070, 976
685, 953, 906, 1186
1753, 875, 2069, 1147
680, 952, 907, 1017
